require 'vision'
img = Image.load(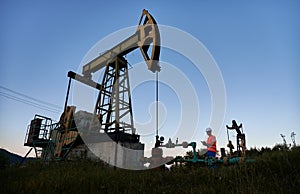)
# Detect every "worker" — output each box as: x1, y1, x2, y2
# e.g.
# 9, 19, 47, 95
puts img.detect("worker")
201, 127, 217, 158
